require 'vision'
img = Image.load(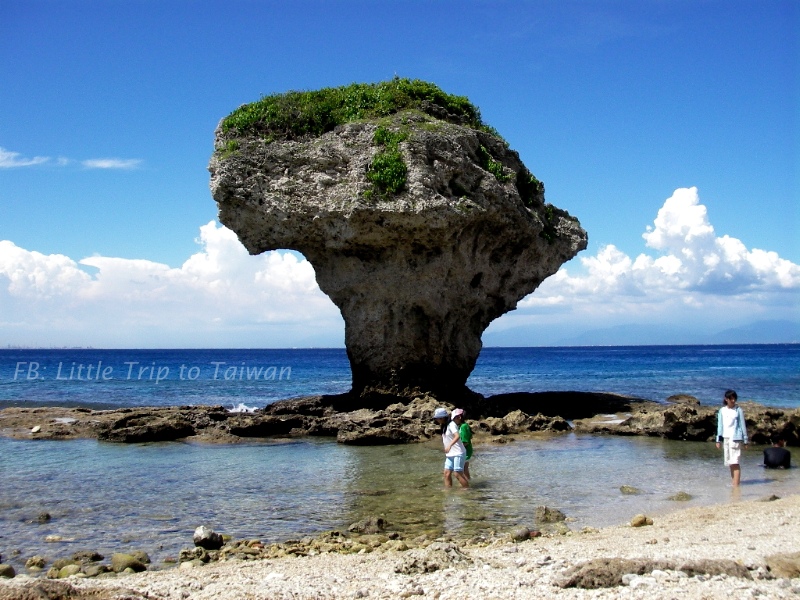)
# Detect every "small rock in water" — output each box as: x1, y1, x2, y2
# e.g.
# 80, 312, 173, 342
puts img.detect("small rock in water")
348, 516, 388, 534
535, 506, 567, 523
620, 485, 641, 495
668, 491, 693, 501
37, 512, 52, 523
72, 550, 104, 563
193, 525, 224, 550
0, 564, 15, 579
25, 555, 46, 570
